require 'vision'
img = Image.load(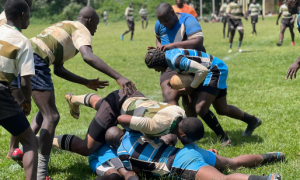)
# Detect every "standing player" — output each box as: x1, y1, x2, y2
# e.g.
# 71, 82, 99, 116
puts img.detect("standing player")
103, 10, 108, 26
227, 0, 247, 53
7, 6, 137, 180
248, 0, 264, 36
276, 0, 296, 46
121, 2, 134, 41
145, 48, 262, 145
0, 0, 38, 179
139, 5, 148, 29
172, 0, 197, 18
219, 0, 230, 38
